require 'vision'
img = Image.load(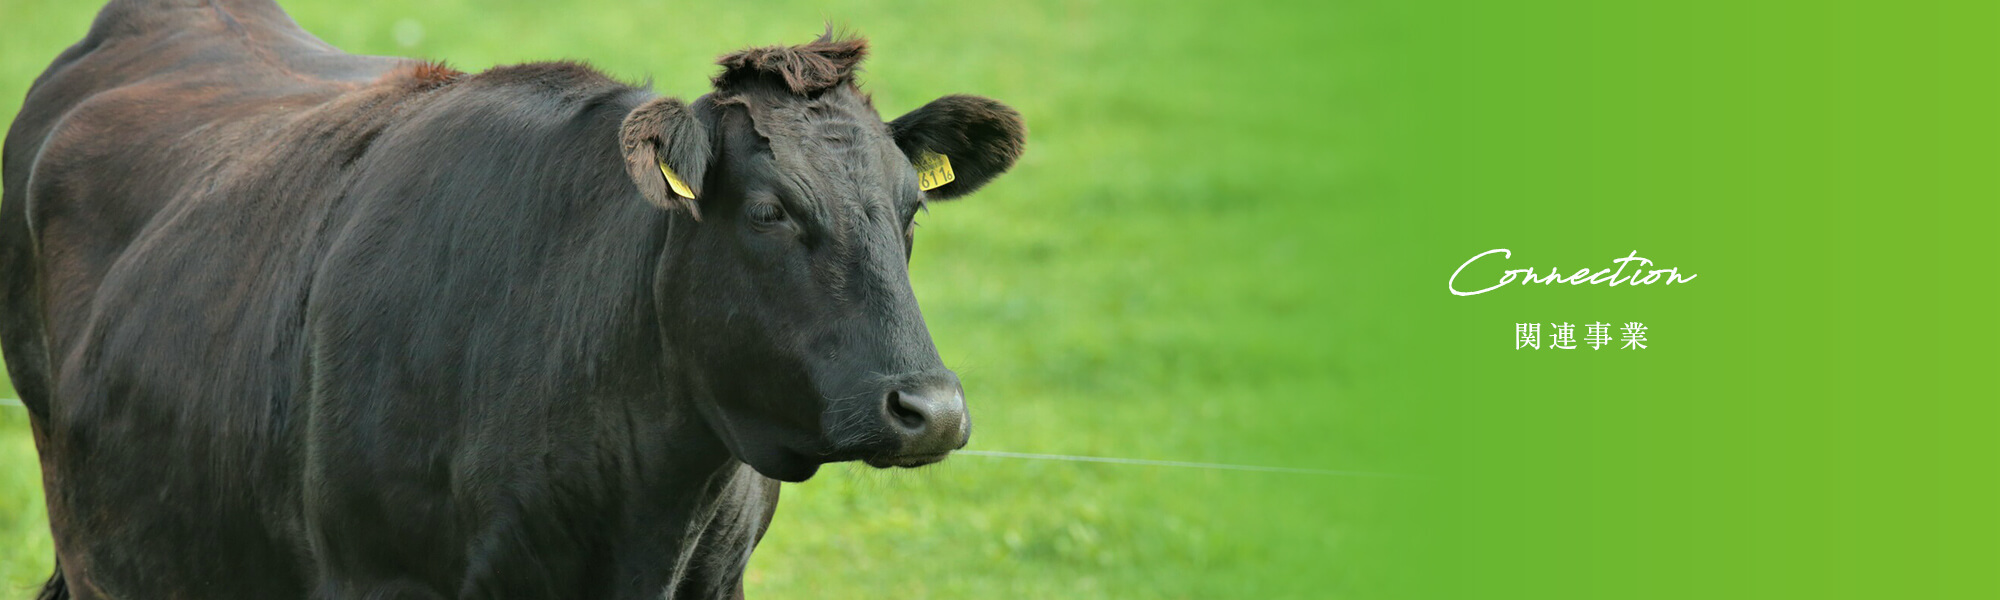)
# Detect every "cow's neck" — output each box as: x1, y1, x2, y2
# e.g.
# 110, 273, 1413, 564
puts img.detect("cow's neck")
567, 220, 770, 598
474, 155, 775, 597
